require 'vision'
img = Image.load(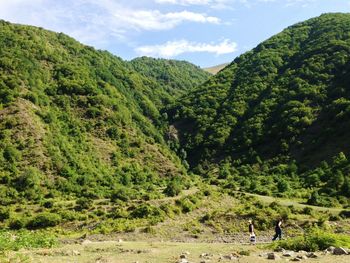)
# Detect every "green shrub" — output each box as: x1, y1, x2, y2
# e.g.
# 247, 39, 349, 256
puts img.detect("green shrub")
269, 228, 350, 252
130, 204, 164, 219
27, 213, 62, 229
0, 230, 57, 251
0, 207, 10, 221
75, 197, 93, 211
8, 217, 27, 230
163, 180, 182, 197
339, 210, 350, 219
